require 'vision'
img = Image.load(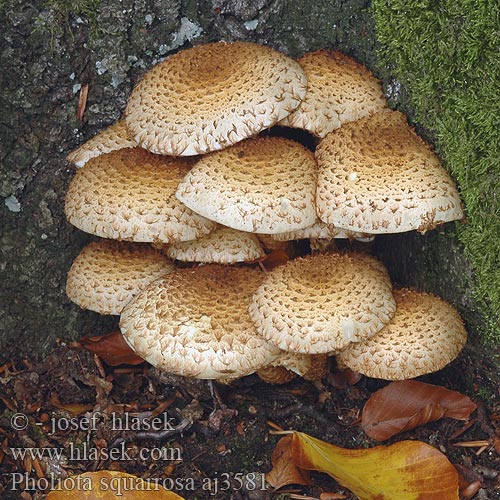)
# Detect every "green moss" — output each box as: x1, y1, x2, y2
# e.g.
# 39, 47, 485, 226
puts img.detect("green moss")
373, 0, 500, 342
